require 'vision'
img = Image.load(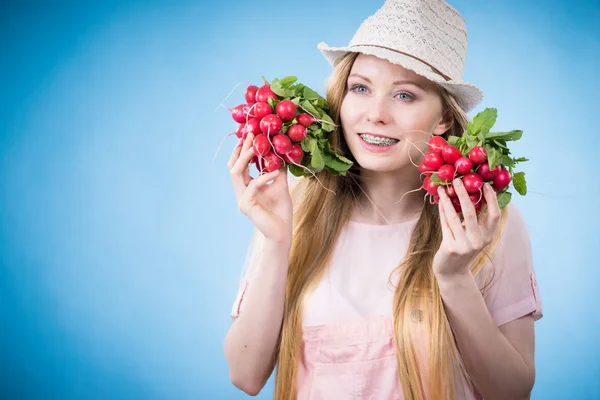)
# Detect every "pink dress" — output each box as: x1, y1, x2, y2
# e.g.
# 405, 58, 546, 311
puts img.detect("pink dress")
230, 202, 543, 399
